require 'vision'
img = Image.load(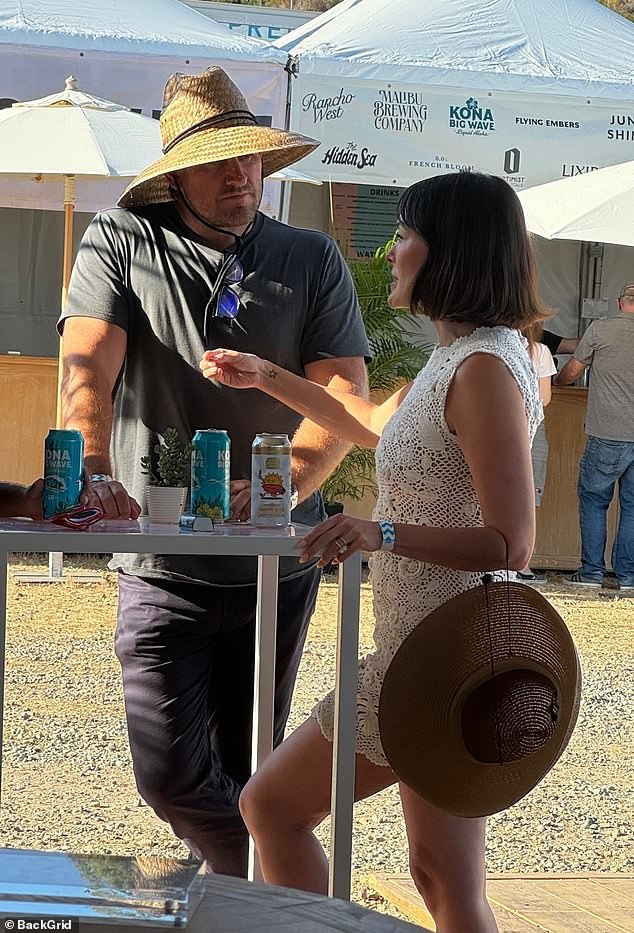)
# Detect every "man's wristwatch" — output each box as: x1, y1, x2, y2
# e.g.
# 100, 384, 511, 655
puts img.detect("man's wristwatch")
378, 519, 396, 551
90, 473, 113, 483
289, 484, 299, 511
